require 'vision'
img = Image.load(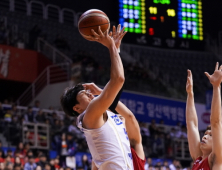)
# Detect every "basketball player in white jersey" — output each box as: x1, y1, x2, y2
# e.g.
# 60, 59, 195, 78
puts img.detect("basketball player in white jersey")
60, 25, 134, 170
81, 83, 146, 170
